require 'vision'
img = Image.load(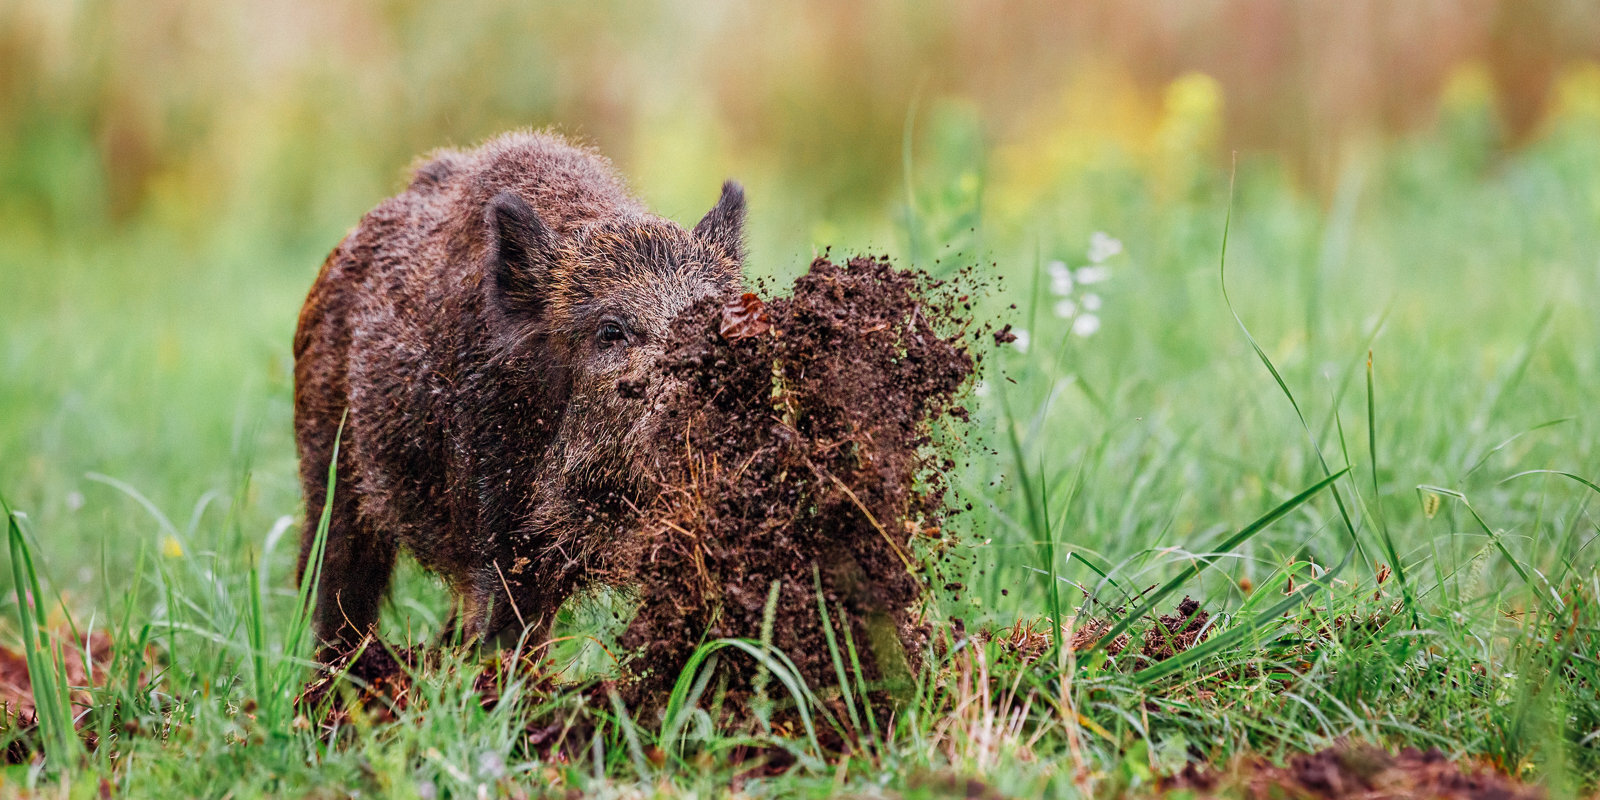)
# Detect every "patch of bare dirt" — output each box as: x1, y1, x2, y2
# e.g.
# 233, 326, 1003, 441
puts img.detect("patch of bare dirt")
1163, 744, 1544, 799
